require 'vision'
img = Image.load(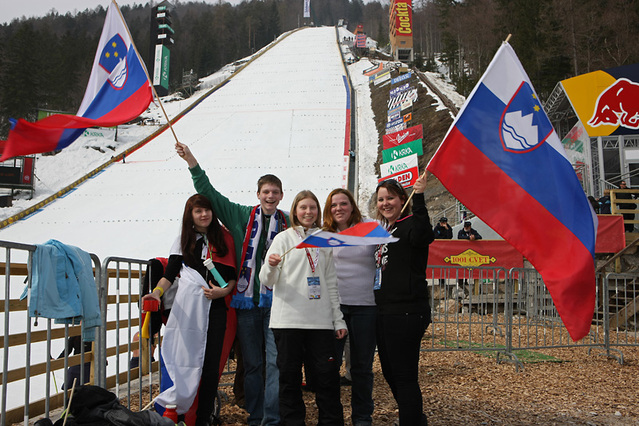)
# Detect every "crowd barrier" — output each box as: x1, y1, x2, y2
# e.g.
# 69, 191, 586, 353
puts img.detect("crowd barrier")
426, 266, 639, 370
2, 240, 638, 424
